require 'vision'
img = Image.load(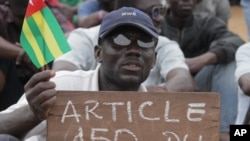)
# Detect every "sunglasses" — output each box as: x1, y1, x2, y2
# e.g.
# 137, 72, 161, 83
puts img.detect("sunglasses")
109, 33, 156, 49
141, 6, 167, 20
